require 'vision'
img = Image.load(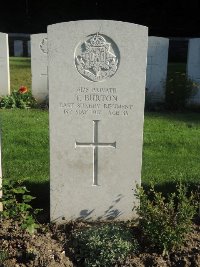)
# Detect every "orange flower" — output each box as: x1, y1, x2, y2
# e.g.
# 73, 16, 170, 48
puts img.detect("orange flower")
18, 86, 28, 94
